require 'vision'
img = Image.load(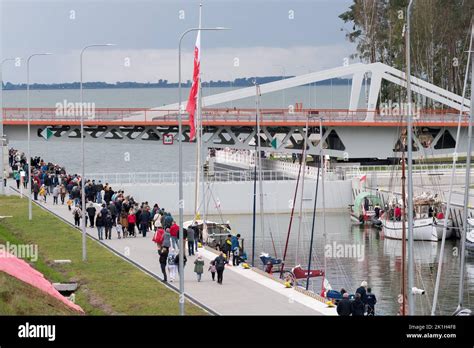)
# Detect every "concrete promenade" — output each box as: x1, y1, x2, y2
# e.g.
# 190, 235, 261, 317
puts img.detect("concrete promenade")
4, 181, 336, 316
